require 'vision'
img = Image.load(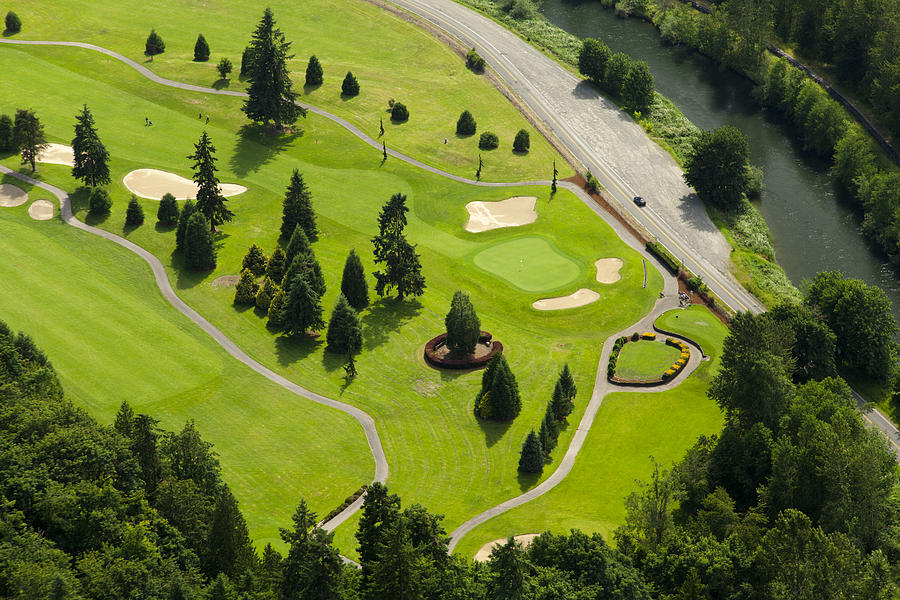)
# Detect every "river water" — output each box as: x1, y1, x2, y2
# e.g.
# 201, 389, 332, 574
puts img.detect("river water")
541, 0, 900, 317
